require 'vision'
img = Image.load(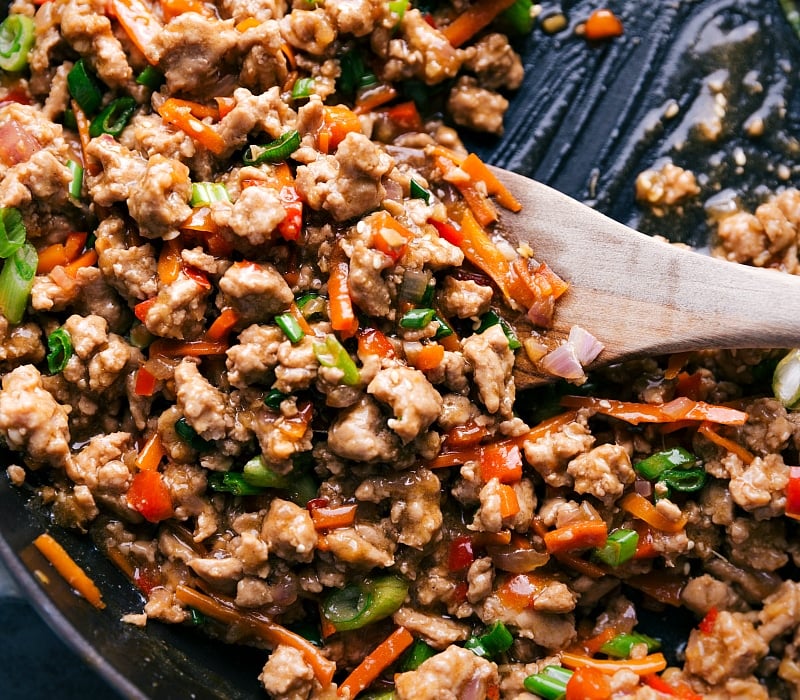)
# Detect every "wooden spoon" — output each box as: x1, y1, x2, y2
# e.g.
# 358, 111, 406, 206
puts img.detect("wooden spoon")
492, 168, 800, 390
